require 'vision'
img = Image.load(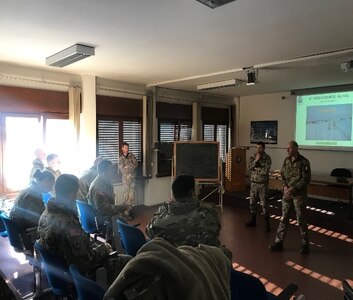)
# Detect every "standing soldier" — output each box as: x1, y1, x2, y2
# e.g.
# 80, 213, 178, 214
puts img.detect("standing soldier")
270, 141, 311, 254
246, 142, 272, 232
119, 142, 138, 220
